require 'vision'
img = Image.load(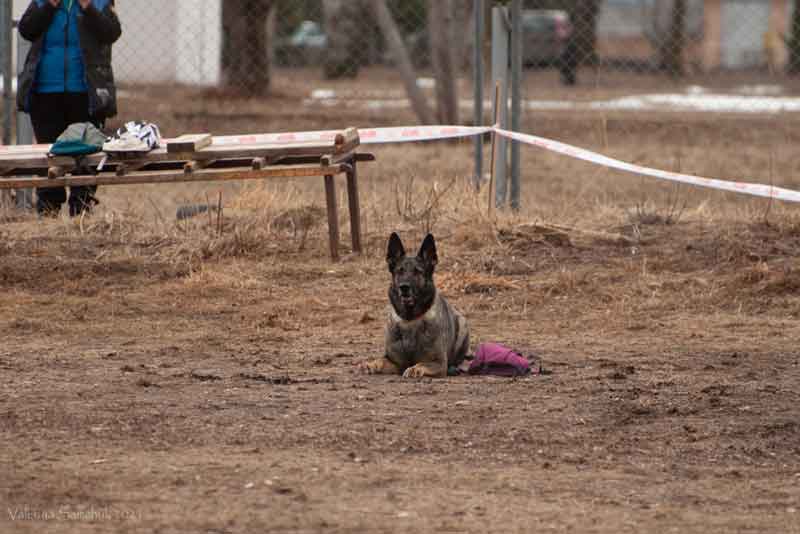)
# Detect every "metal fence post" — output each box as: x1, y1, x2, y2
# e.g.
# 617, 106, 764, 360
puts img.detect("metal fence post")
510, 0, 521, 211
491, 5, 509, 208
1, 0, 12, 147
472, 0, 484, 189
15, 25, 34, 210
473, 0, 484, 189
